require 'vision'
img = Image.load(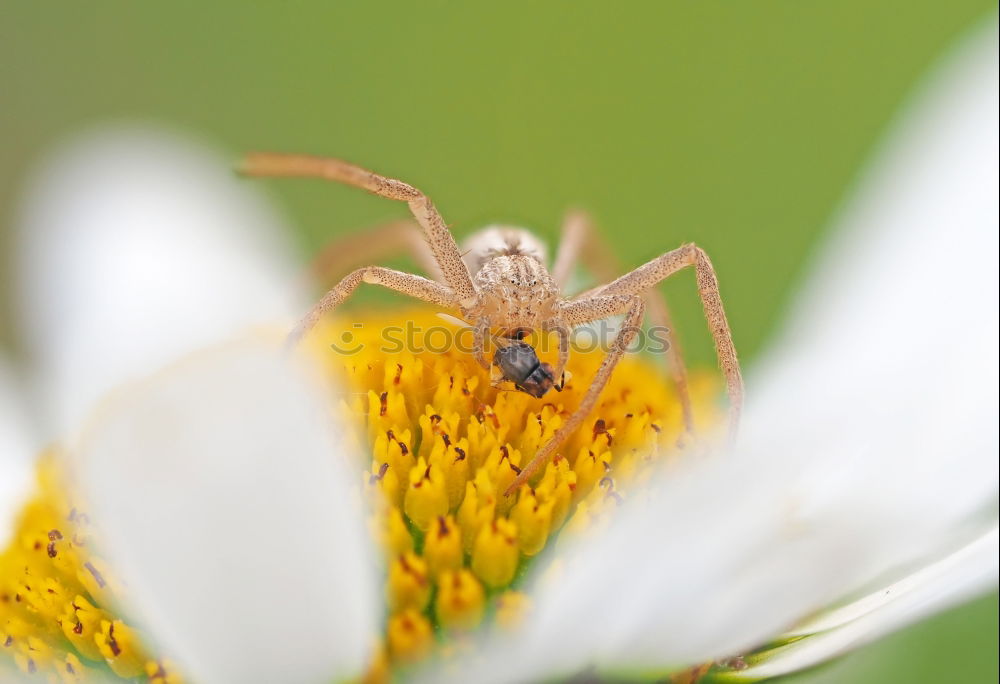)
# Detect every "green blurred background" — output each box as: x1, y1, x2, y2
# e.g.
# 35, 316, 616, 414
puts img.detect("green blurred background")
1, 2, 996, 681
